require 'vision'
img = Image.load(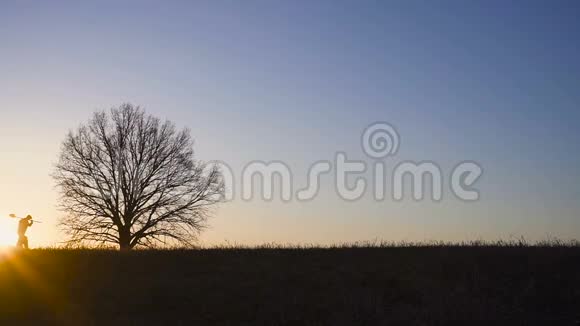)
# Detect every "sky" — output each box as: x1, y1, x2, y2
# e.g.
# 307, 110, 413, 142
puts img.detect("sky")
1, 1, 579, 247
